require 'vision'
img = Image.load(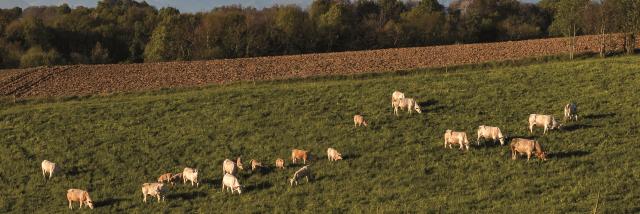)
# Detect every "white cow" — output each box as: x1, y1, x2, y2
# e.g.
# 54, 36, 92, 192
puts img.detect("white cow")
182, 167, 199, 187
391, 91, 405, 107
142, 182, 167, 203
41, 160, 56, 180
66, 189, 94, 209
223, 159, 237, 175
444, 130, 470, 150
327, 148, 343, 161
564, 103, 578, 122
528, 114, 561, 134
289, 166, 312, 186
221, 174, 242, 194
477, 125, 505, 145
393, 98, 422, 116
